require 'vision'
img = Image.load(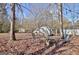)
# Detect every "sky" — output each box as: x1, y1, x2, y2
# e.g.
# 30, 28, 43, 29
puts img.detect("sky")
23, 3, 79, 22
63, 3, 79, 22
6, 3, 79, 22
